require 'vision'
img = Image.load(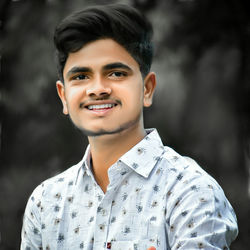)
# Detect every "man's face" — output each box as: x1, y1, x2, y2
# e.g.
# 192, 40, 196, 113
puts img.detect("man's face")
56, 39, 155, 137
